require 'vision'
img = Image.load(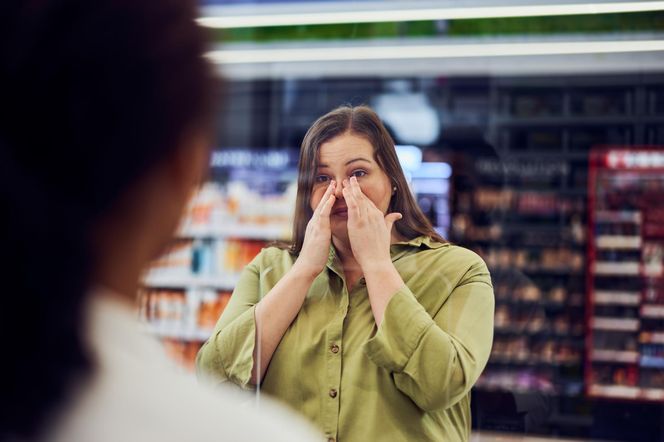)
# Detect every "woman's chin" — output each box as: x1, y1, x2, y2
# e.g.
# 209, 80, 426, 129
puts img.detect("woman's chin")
331, 224, 349, 243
